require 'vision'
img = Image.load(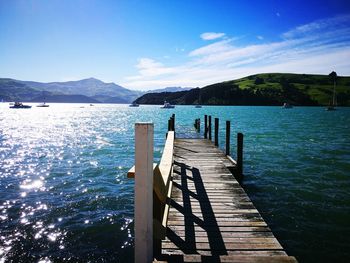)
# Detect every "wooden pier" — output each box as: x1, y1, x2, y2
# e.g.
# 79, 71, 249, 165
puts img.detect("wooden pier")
128, 115, 297, 263
159, 138, 296, 262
